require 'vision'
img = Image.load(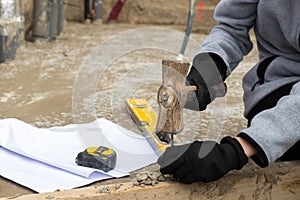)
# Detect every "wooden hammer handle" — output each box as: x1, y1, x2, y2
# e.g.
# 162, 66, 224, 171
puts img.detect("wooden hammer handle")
186, 82, 227, 97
